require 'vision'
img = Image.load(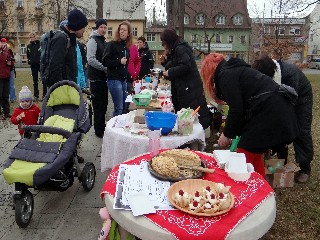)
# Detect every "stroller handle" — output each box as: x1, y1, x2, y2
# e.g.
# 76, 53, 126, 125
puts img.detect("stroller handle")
23, 125, 72, 139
